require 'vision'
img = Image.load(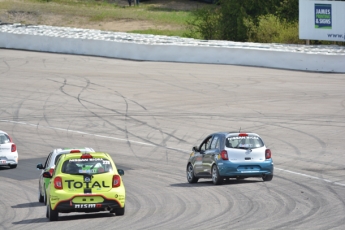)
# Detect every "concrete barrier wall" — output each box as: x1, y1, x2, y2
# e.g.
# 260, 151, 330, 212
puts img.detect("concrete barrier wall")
1, 24, 344, 73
